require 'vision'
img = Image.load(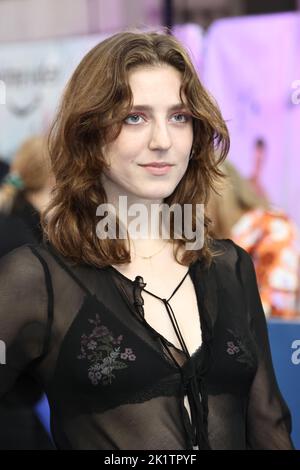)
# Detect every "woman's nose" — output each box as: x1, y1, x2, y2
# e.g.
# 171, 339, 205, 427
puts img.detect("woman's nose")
149, 122, 172, 150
